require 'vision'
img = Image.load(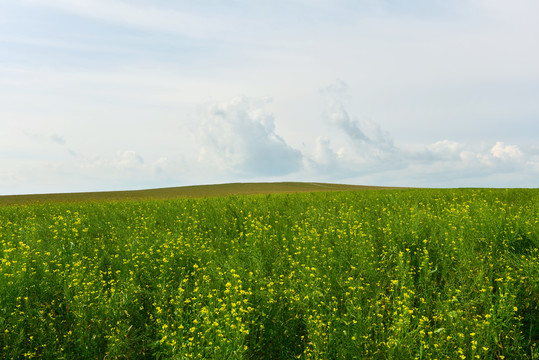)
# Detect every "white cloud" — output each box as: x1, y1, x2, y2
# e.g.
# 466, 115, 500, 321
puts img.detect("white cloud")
426, 140, 462, 157
198, 96, 303, 177
322, 82, 396, 155
306, 84, 400, 177
306, 136, 342, 175
490, 142, 523, 161
329, 102, 370, 144
301, 83, 538, 186
459, 150, 489, 166
110, 150, 144, 170
405, 140, 465, 163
